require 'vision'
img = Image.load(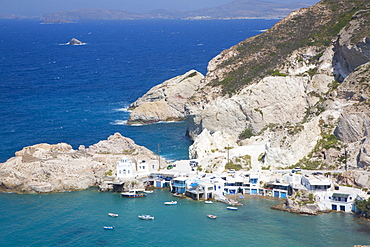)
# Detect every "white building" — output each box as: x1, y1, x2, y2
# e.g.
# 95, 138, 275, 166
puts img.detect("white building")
301, 174, 332, 192
116, 156, 134, 178
317, 186, 365, 213
116, 156, 159, 179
